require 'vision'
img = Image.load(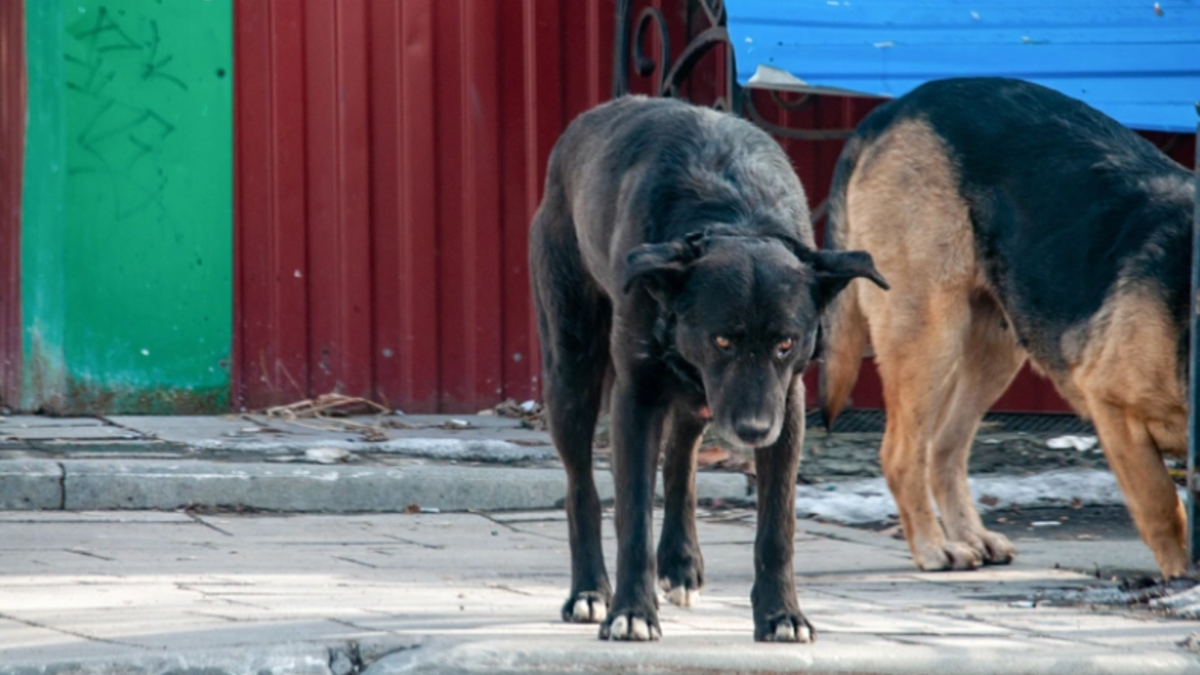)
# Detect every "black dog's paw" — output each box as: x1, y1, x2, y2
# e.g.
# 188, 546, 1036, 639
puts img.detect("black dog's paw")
599, 601, 662, 641
659, 576, 701, 608
754, 608, 815, 643
562, 590, 609, 624
657, 547, 704, 608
